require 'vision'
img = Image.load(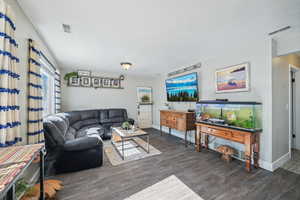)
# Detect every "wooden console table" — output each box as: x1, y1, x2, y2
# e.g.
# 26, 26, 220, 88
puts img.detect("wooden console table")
195, 121, 261, 172
160, 110, 196, 147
